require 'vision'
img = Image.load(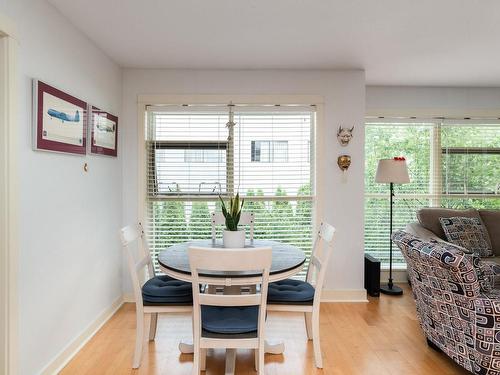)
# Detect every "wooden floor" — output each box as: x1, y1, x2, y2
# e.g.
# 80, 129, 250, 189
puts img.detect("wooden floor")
61, 285, 469, 375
